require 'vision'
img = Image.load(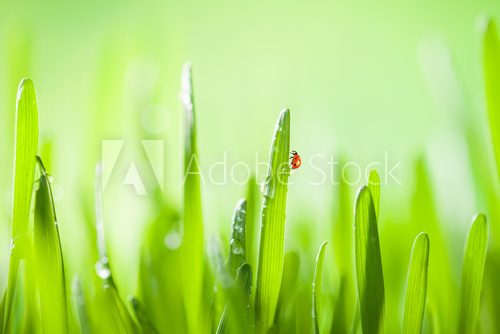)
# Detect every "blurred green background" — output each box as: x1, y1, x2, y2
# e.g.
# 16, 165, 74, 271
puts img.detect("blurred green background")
1, 0, 499, 331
